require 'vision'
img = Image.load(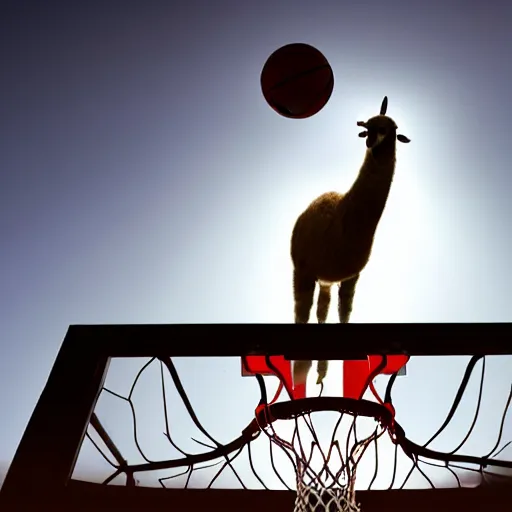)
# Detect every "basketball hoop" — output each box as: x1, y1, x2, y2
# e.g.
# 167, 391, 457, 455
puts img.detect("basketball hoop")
254, 397, 396, 512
